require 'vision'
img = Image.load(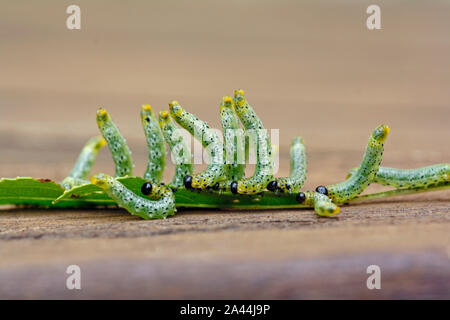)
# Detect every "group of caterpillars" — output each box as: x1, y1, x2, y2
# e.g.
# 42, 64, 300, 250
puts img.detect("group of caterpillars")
60, 90, 449, 219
